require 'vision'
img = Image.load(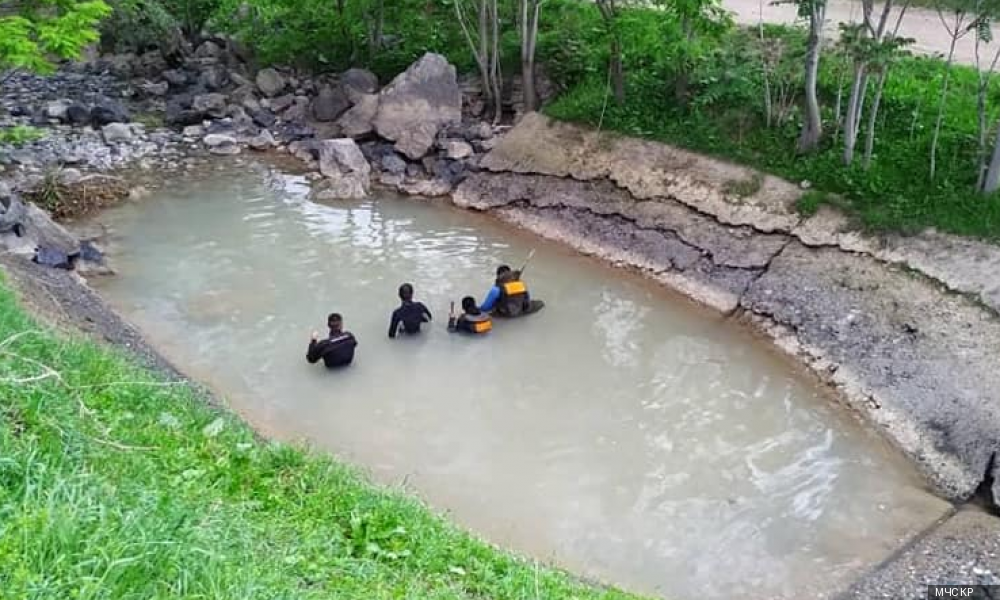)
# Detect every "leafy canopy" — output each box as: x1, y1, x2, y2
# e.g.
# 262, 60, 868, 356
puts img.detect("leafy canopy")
0, 0, 111, 74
